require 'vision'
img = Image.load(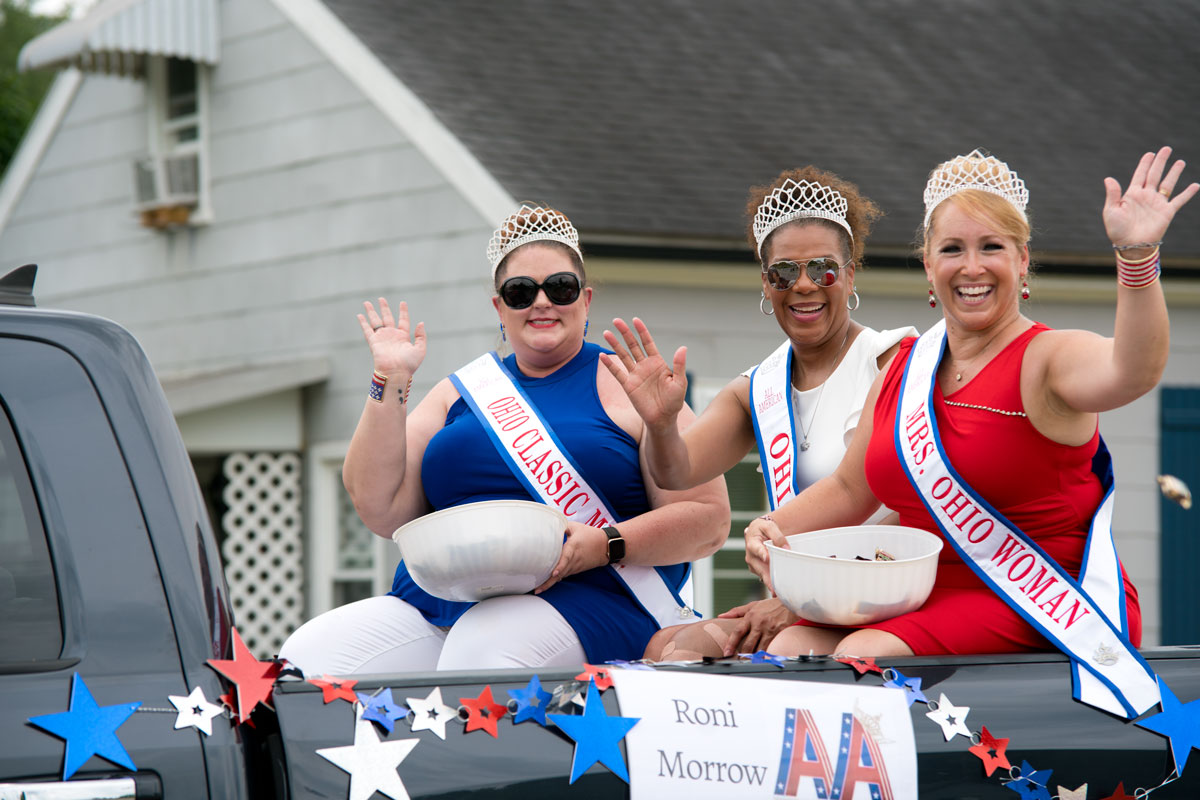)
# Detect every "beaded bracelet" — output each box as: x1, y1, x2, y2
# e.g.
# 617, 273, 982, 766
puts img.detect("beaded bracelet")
1116, 247, 1161, 289
1112, 240, 1162, 252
